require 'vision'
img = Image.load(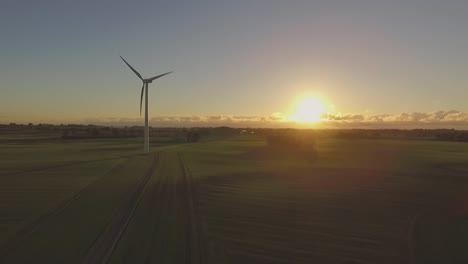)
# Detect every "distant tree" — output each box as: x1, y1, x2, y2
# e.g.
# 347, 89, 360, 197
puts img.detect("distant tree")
192, 132, 200, 142
186, 131, 201, 142
90, 128, 100, 137
112, 128, 120, 137
62, 129, 69, 138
